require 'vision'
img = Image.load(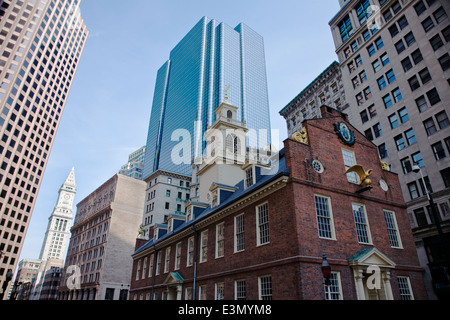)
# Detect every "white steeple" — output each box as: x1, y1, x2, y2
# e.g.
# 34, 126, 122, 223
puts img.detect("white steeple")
39, 168, 77, 261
